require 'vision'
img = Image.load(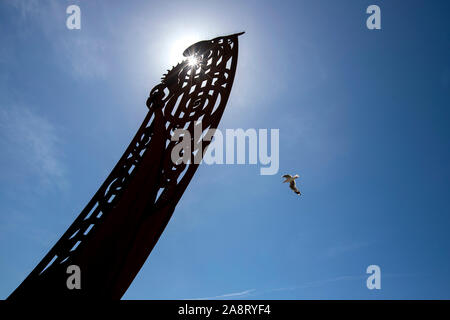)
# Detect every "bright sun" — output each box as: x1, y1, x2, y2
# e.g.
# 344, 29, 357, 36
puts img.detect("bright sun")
187, 55, 200, 67
167, 33, 200, 66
